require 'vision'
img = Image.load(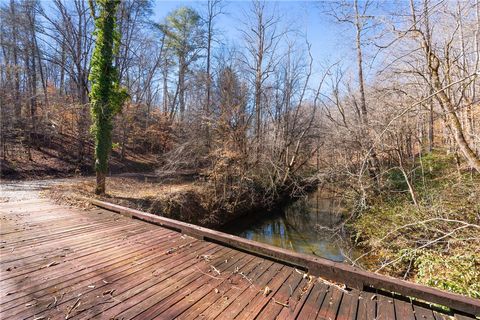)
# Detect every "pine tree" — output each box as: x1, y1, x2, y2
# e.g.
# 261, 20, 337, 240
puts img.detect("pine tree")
88, 0, 127, 195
